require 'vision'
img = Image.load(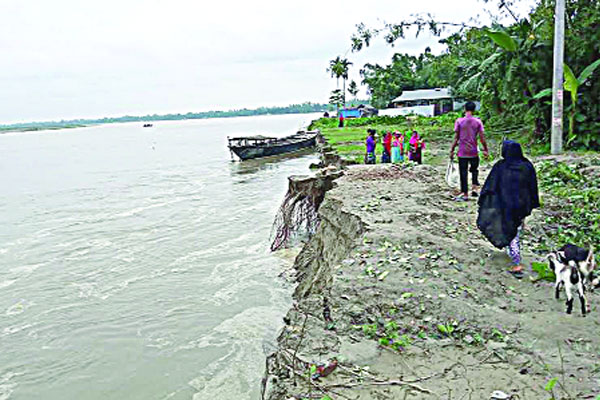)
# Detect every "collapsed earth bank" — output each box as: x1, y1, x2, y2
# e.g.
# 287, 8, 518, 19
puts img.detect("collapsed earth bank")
263, 149, 600, 399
